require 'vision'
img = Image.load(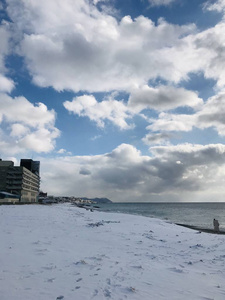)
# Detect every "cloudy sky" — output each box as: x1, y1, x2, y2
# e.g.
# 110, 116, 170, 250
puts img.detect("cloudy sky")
1, 0, 225, 202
